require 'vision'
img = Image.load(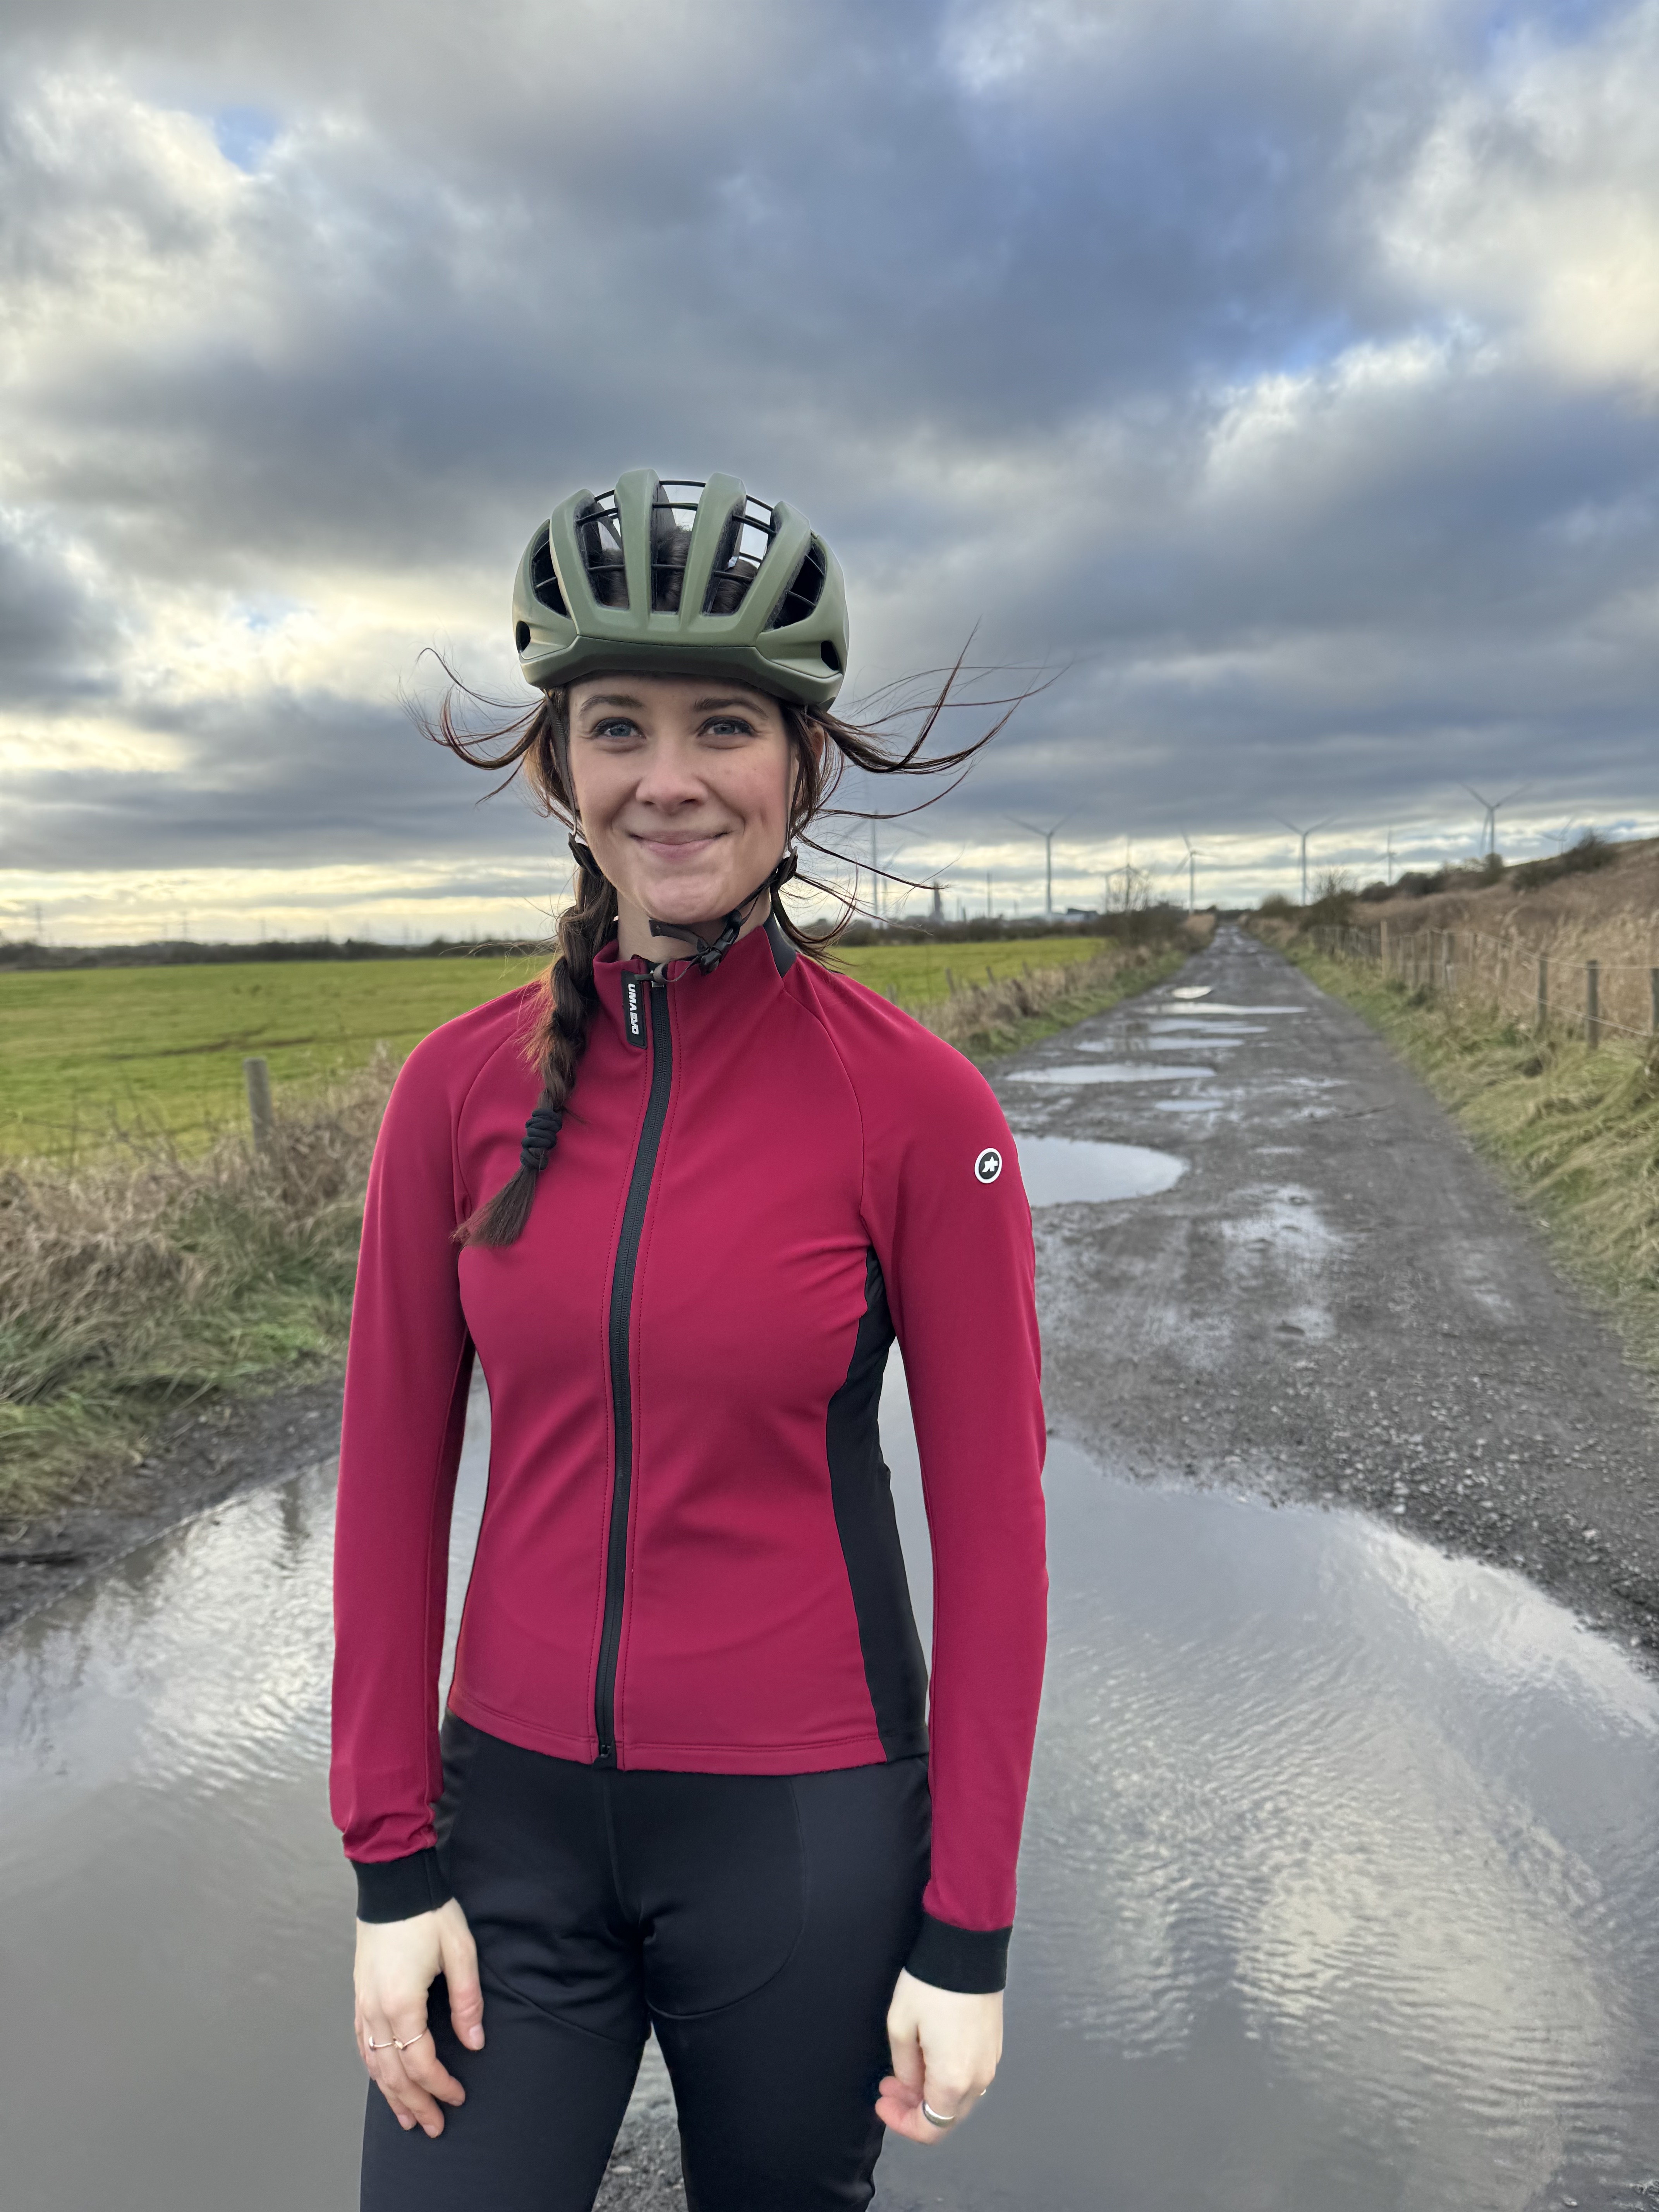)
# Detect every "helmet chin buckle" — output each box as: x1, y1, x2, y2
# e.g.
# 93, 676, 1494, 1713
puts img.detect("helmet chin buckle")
647, 852, 795, 975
